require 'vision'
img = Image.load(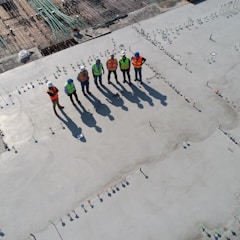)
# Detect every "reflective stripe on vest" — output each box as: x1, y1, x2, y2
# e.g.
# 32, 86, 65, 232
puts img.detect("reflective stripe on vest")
119, 57, 130, 70
65, 83, 75, 94
132, 56, 143, 68
107, 59, 118, 70
92, 63, 103, 76
78, 70, 89, 82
